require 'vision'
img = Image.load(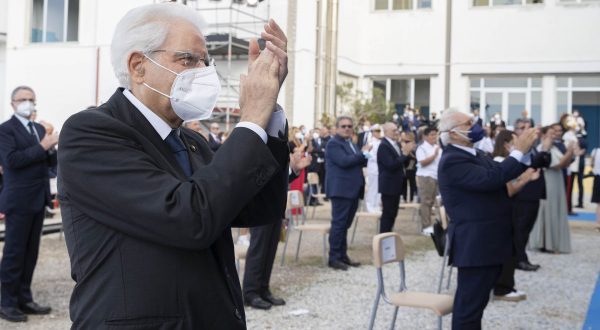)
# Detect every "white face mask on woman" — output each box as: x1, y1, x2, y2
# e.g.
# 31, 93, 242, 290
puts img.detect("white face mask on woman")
143, 55, 221, 121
